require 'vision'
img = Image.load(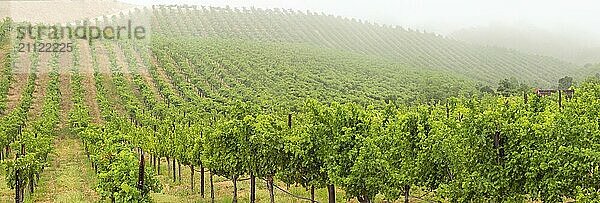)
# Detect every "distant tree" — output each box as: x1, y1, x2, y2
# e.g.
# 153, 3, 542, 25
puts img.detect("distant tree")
478, 85, 495, 95
558, 76, 573, 90
497, 77, 528, 96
